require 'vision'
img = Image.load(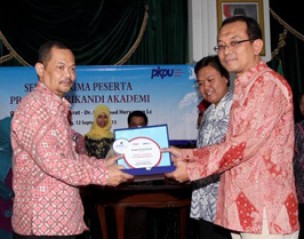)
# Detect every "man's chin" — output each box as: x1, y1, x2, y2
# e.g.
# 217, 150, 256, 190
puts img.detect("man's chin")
63, 84, 72, 91
223, 60, 236, 71
59, 87, 72, 95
